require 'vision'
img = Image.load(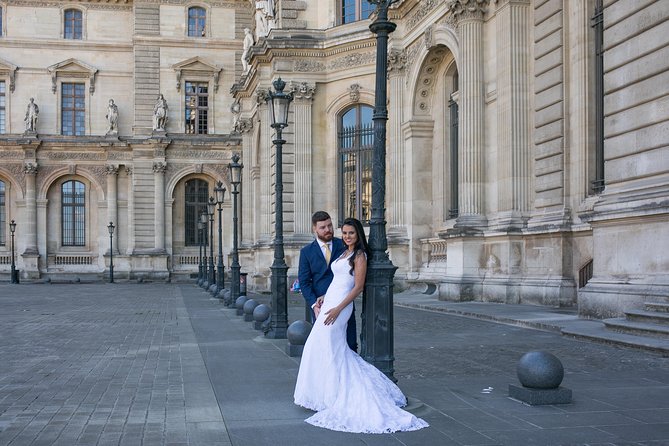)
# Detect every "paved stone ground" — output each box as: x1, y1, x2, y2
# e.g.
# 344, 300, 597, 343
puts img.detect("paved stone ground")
0, 283, 230, 446
1, 282, 669, 446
